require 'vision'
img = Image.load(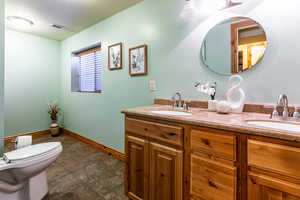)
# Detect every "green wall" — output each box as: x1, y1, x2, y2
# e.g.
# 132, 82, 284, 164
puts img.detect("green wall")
204, 21, 232, 75
60, 0, 300, 152
60, 0, 182, 151
5, 29, 61, 136
4, 0, 300, 153
0, 0, 5, 154
60, 0, 232, 152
